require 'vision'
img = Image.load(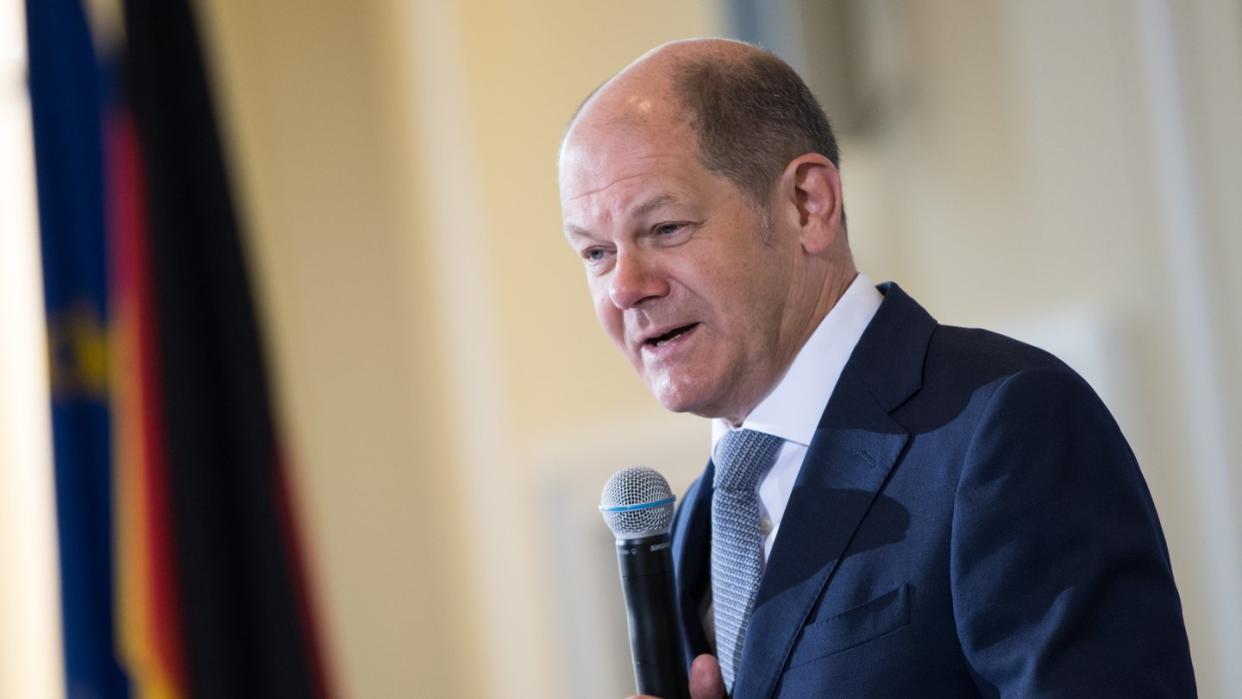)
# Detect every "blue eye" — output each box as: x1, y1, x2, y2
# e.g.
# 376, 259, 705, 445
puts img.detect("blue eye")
655, 223, 685, 236
584, 248, 607, 261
